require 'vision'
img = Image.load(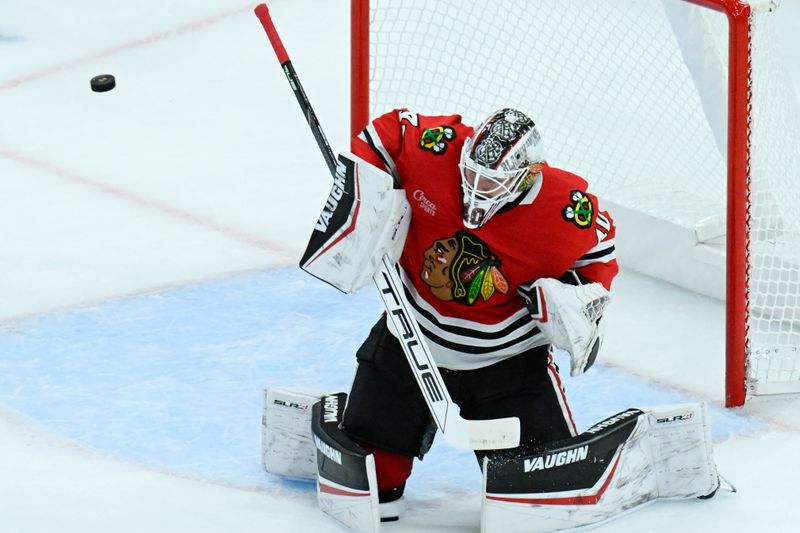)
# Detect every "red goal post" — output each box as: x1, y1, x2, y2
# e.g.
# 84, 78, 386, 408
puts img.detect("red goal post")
350, 0, 797, 407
